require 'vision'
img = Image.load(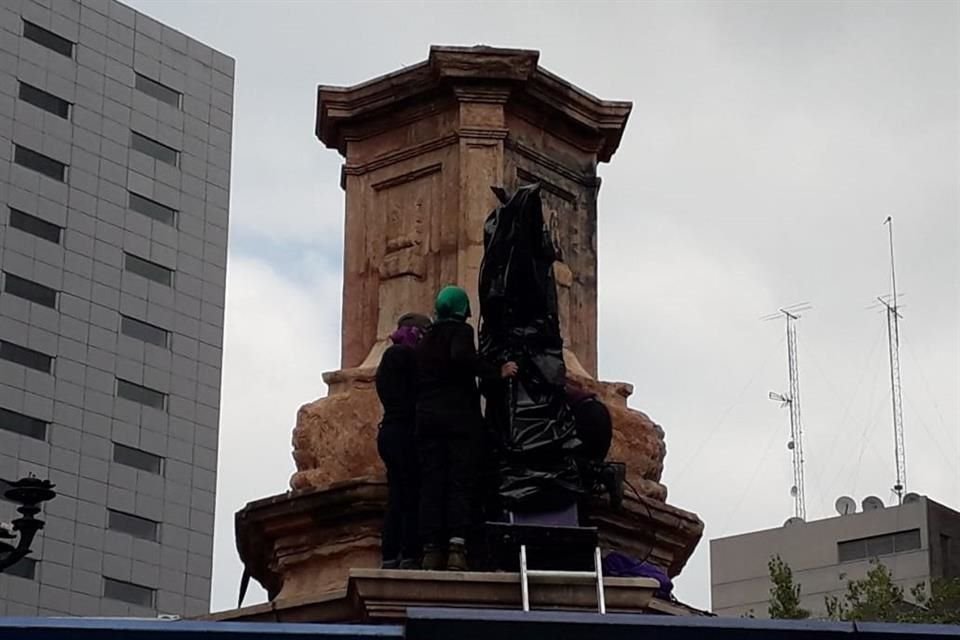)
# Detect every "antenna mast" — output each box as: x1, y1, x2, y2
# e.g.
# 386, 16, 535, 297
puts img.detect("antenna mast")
879, 216, 906, 504
765, 304, 810, 521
